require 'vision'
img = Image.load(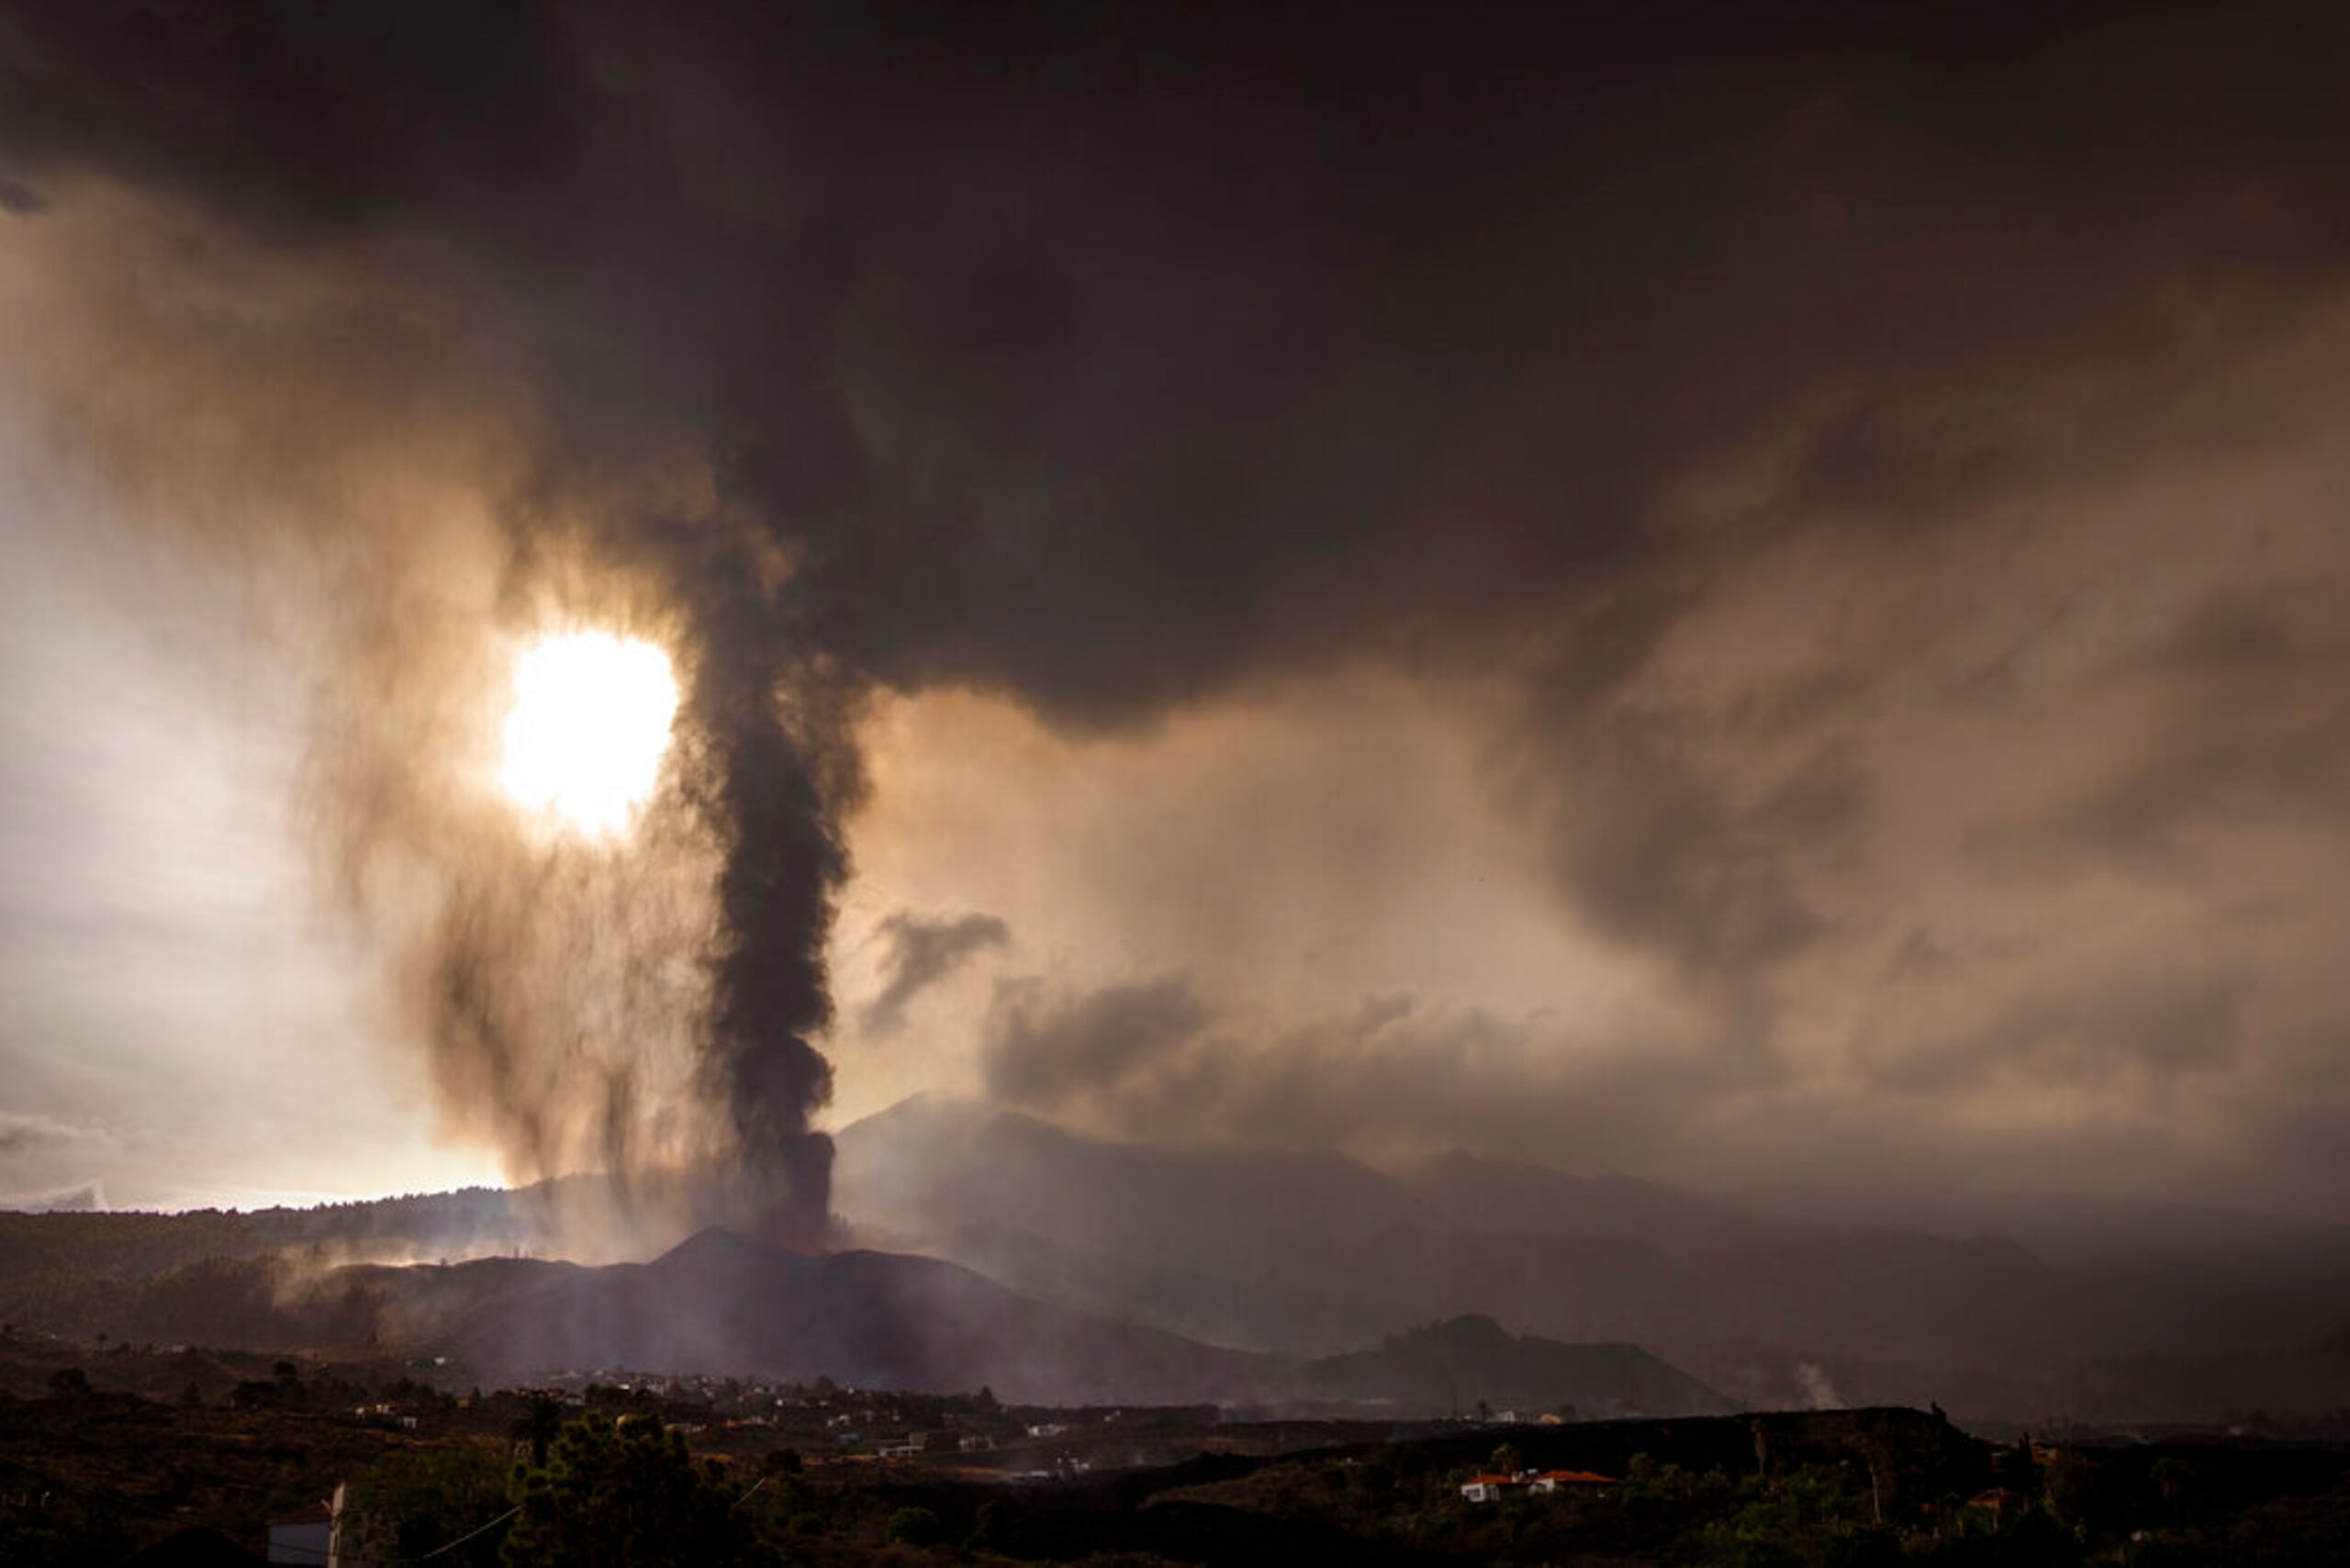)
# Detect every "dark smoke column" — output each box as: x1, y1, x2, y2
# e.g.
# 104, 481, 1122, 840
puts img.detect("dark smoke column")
678, 556, 860, 1250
